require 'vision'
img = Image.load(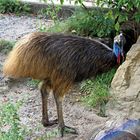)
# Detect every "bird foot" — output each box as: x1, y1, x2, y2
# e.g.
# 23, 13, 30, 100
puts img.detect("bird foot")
42, 119, 58, 127
59, 125, 78, 137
